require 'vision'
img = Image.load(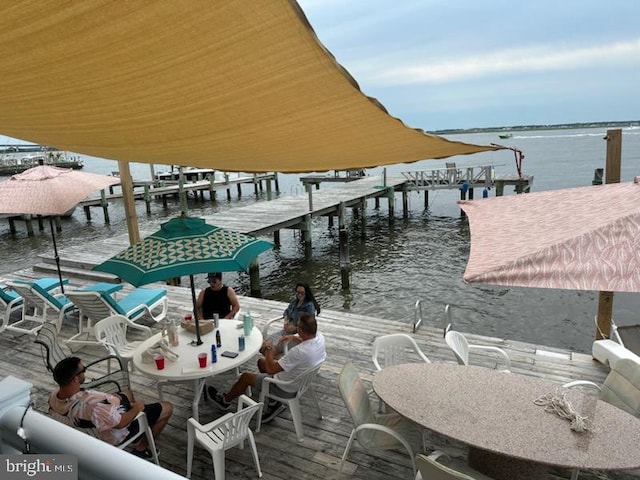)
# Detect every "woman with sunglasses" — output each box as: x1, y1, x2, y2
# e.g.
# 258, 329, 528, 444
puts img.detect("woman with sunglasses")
268, 282, 320, 354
